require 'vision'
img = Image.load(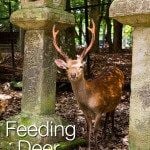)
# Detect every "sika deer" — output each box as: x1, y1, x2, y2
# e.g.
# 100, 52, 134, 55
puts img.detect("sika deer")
53, 20, 124, 149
